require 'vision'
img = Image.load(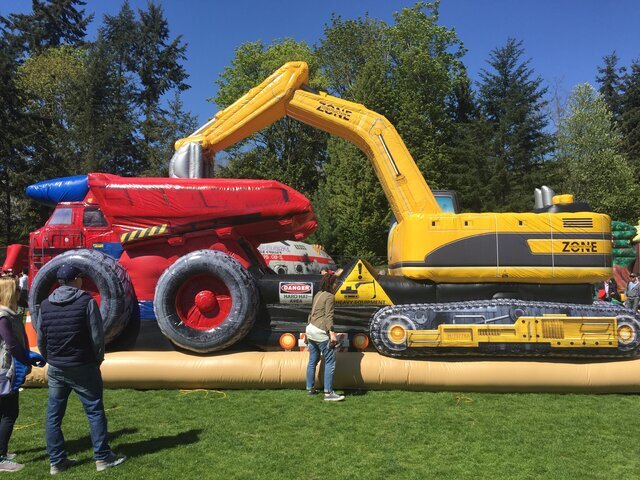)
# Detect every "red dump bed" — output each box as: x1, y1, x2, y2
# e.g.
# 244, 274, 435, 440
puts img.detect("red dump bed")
87, 173, 317, 243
